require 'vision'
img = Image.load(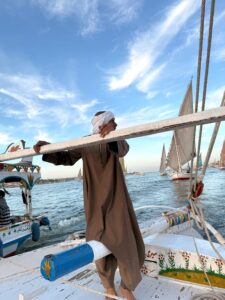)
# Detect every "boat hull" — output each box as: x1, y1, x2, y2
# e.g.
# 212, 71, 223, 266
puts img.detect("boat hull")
0, 221, 32, 257
171, 172, 195, 181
